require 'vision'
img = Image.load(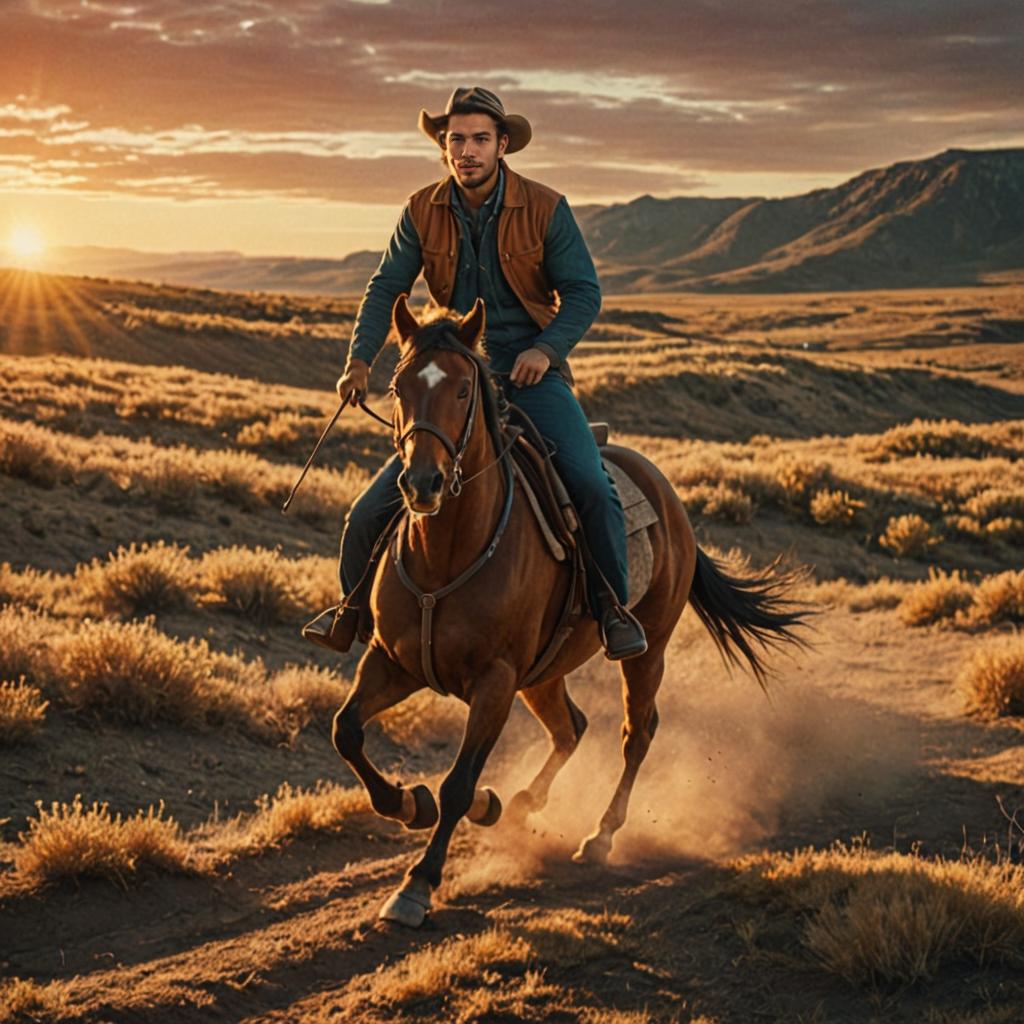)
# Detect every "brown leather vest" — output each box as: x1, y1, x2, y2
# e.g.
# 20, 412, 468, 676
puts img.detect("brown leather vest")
407, 161, 563, 328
